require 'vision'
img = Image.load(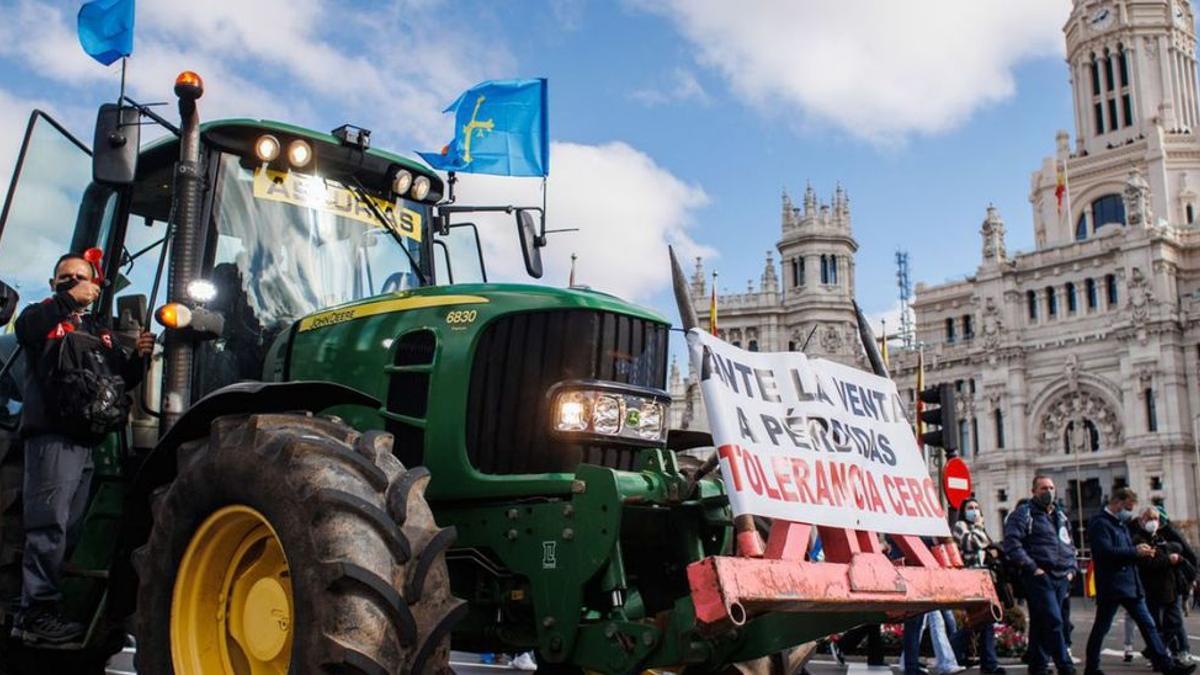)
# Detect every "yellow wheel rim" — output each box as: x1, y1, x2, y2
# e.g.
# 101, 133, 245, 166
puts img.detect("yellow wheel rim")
171, 505, 294, 675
